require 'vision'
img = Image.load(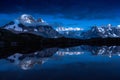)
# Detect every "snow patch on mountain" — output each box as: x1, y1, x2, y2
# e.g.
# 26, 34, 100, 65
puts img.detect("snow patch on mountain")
2, 14, 62, 38
81, 25, 120, 38
56, 26, 84, 38
4, 22, 23, 31
18, 14, 49, 26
